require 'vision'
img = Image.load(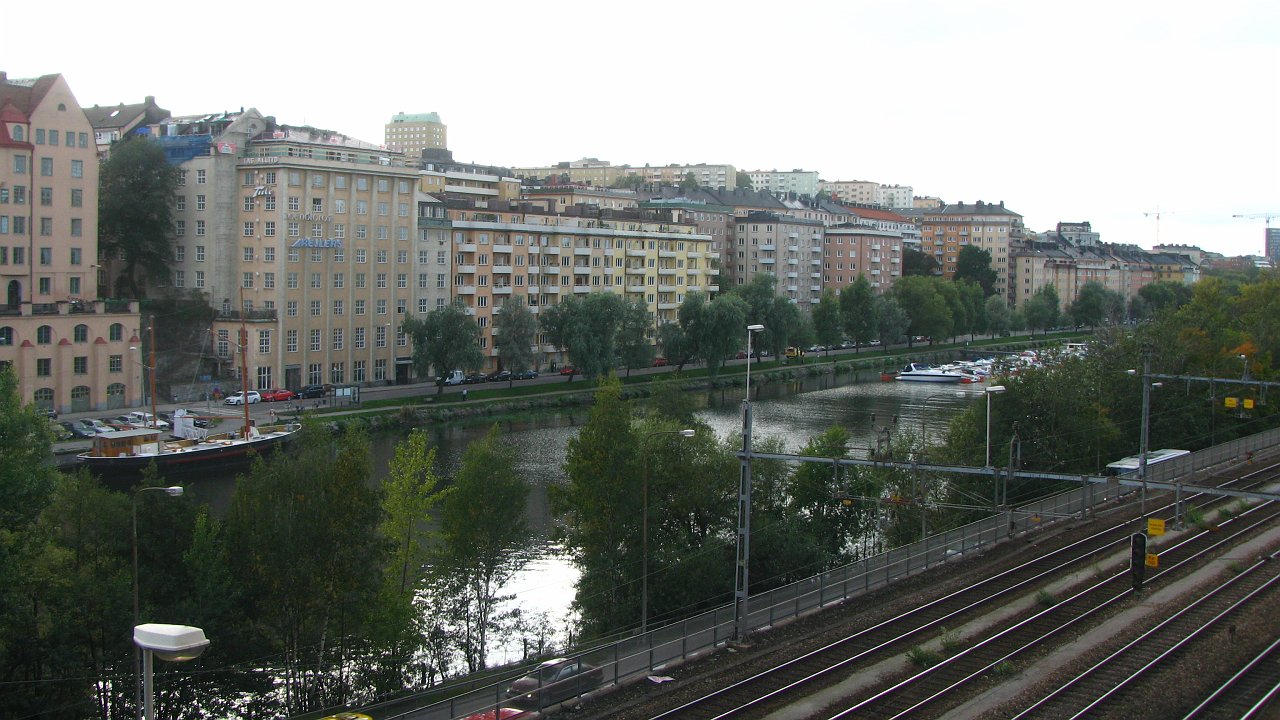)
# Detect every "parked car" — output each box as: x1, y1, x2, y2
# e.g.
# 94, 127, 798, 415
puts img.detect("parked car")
60, 420, 96, 439
297, 384, 326, 399
462, 372, 488, 385
224, 390, 262, 405
559, 366, 578, 376
76, 418, 112, 435
438, 370, 465, 386
486, 370, 513, 383
125, 411, 171, 430
785, 346, 805, 359
506, 658, 603, 709
318, 714, 373, 720
651, 357, 669, 367
48, 420, 73, 441
513, 370, 539, 380
106, 416, 134, 429
807, 345, 825, 353
260, 388, 296, 402
840, 340, 855, 349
